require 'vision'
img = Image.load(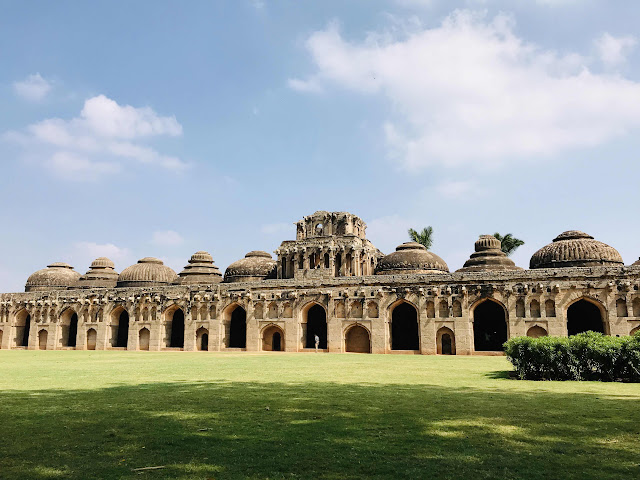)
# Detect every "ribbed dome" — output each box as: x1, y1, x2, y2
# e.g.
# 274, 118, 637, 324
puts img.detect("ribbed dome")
457, 235, 522, 272
376, 242, 449, 275
25, 262, 81, 292
77, 257, 119, 289
117, 257, 178, 288
176, 251, 222, 285
530, 231, 623, 269
223, 251, 276, 283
